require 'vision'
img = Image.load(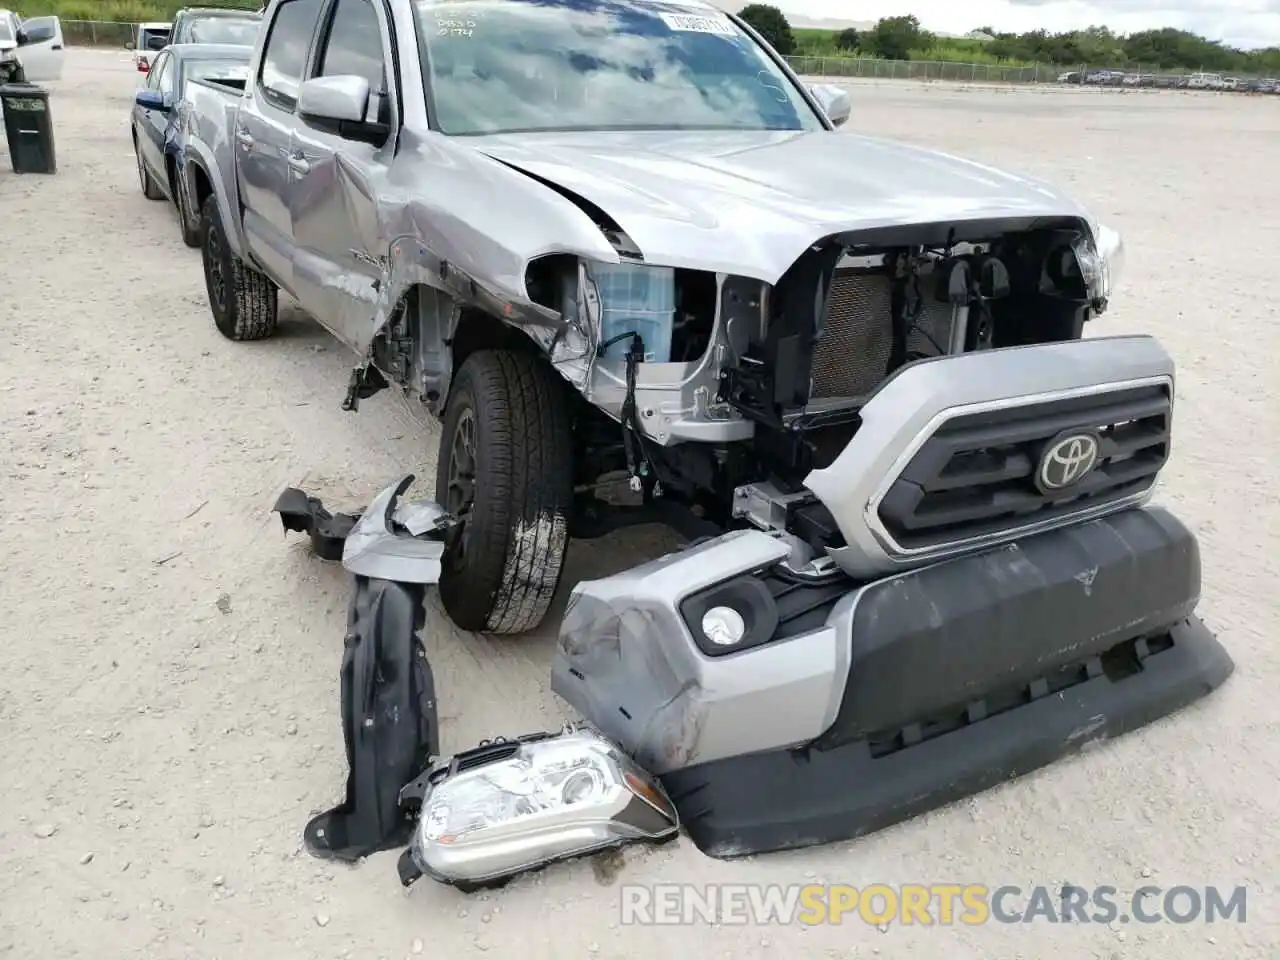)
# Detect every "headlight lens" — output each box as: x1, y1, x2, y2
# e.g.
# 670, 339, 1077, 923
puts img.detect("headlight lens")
405, 725, 678, 888
702, 606, 747, 646
1093, 222, 1125, 300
